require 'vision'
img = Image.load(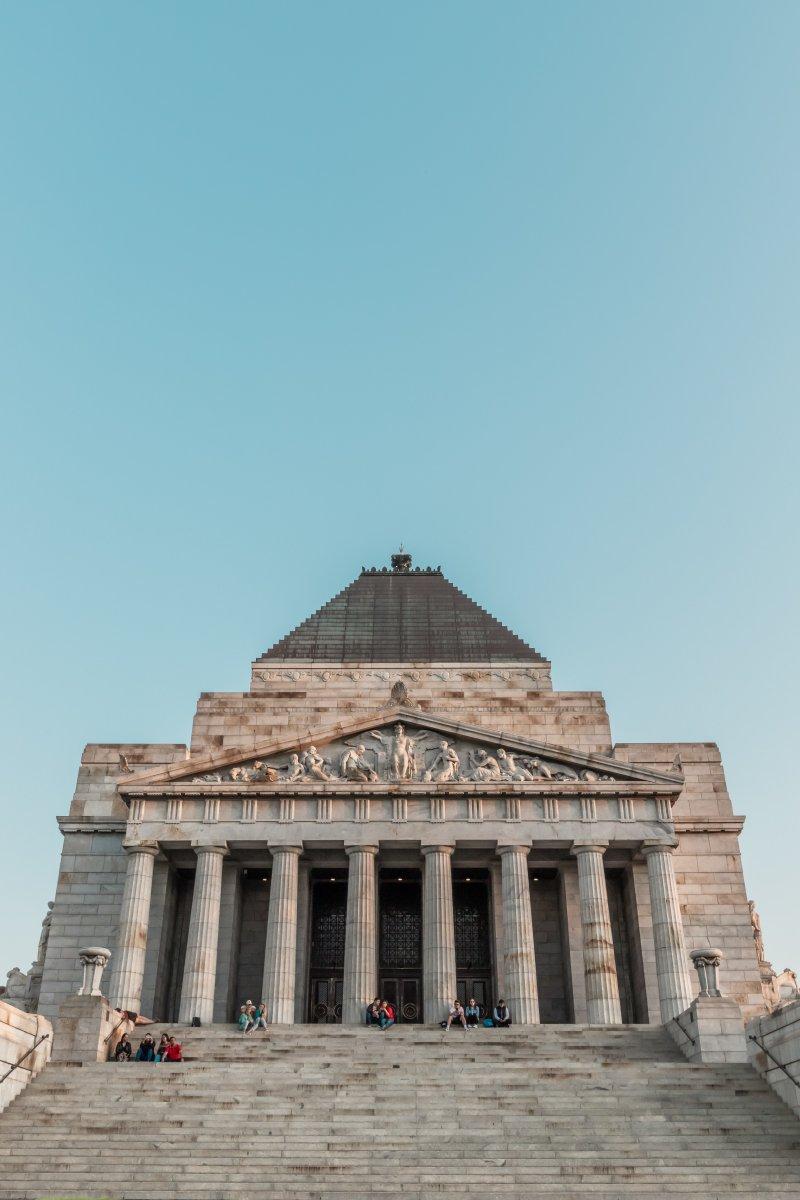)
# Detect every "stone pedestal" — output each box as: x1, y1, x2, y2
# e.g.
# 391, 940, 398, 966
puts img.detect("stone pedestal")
108, 843, 159, 1013
498, 846, 540, 1024
570, 842, 622, 1024
342, 846, 378, 1025
642, 843, 693, 1022
666, 995, 748, 1063
52, 994, 133, 1066
422, 845, 457, 1023
178, 844, 228, 1024
262, 846, 302, 1024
